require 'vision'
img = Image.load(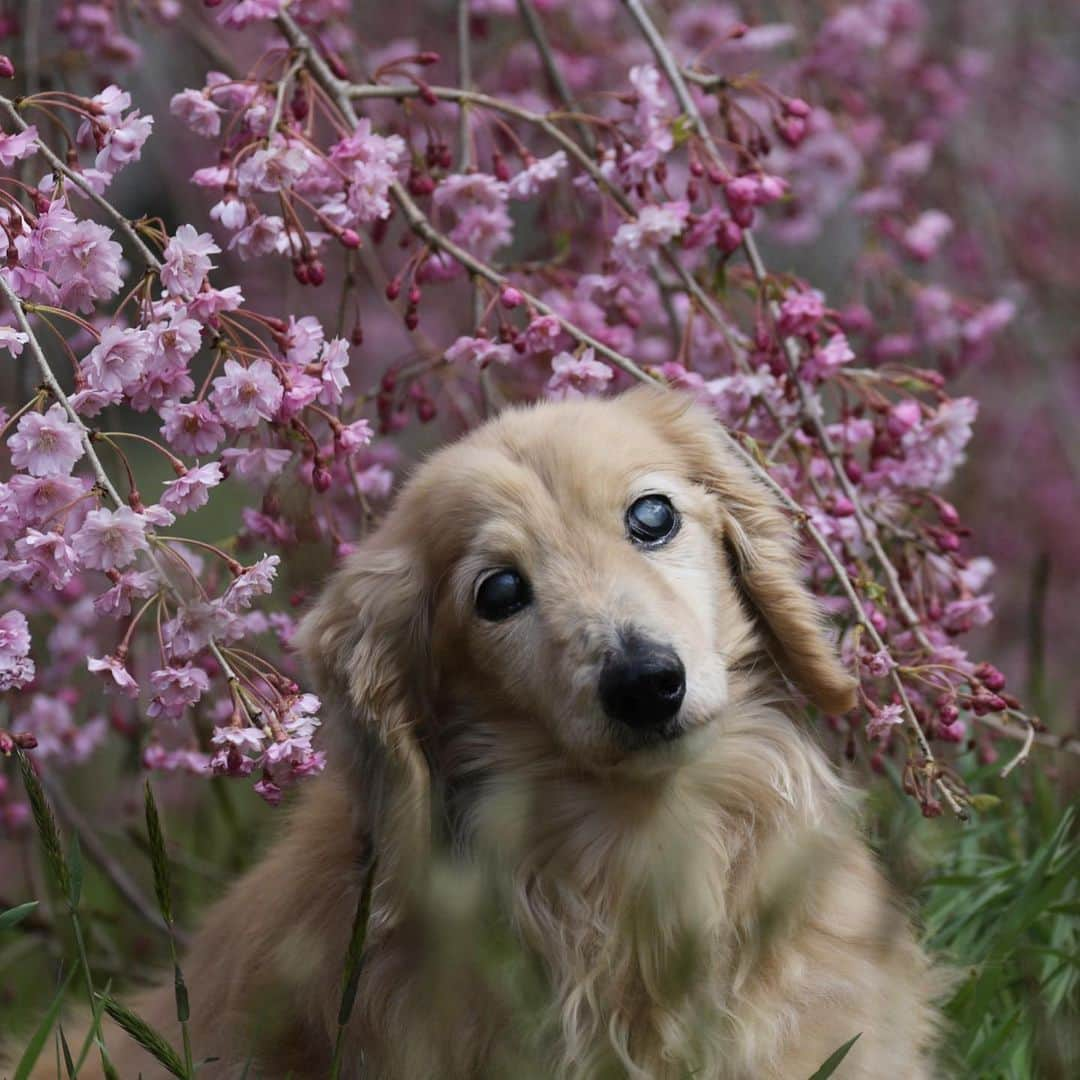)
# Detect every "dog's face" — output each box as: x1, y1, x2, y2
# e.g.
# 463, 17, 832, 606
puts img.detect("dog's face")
297, 389, 855, 861
419, 406, 741, 770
